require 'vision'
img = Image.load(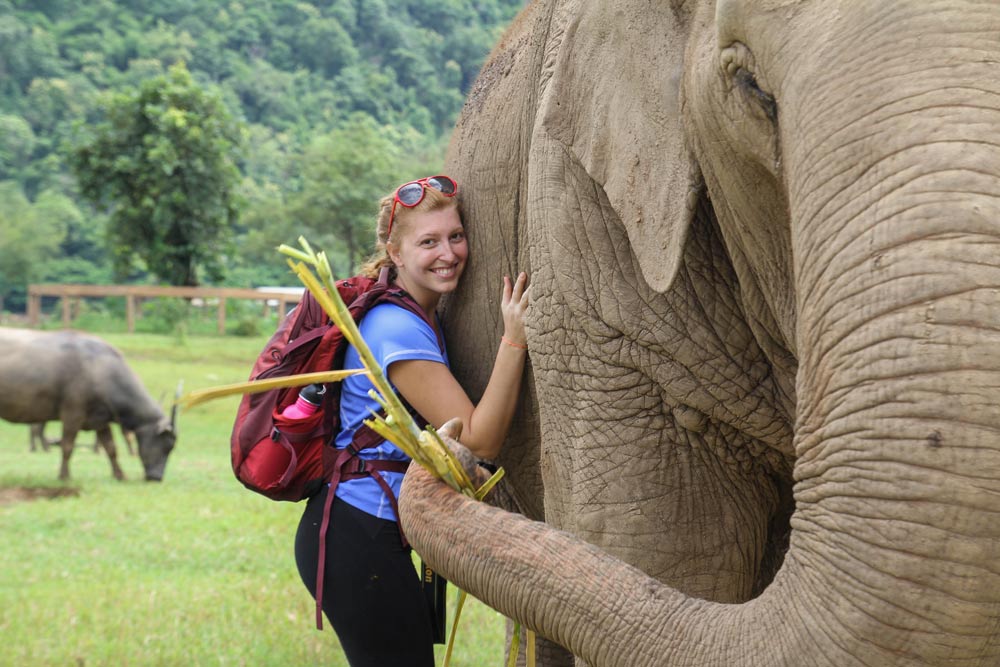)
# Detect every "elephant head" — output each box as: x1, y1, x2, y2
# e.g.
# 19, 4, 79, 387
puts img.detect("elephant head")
402, 1, 1000, 665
